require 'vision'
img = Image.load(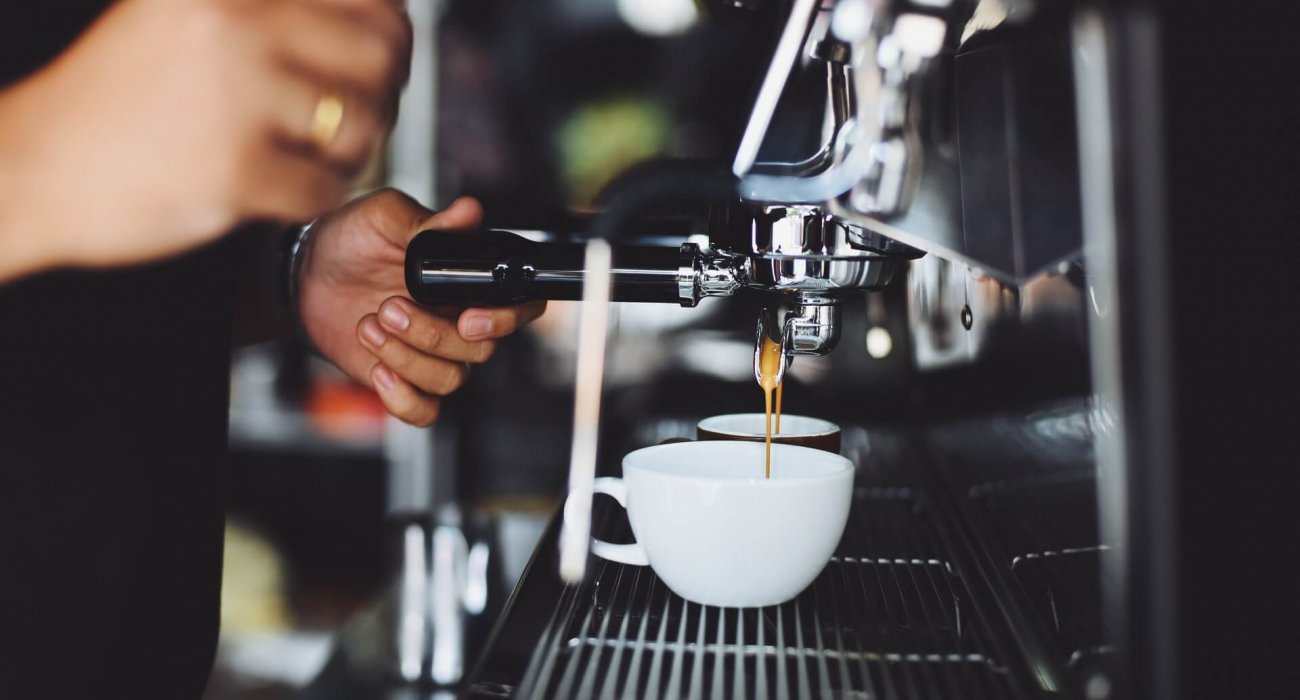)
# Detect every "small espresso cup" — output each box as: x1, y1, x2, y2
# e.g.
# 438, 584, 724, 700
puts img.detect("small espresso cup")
589, 440, 853, 608
697, 413, 842, 454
